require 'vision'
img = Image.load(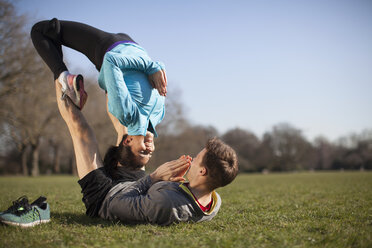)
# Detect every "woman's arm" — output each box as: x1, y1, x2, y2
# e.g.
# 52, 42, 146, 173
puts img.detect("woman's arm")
104, 51, 167, 96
